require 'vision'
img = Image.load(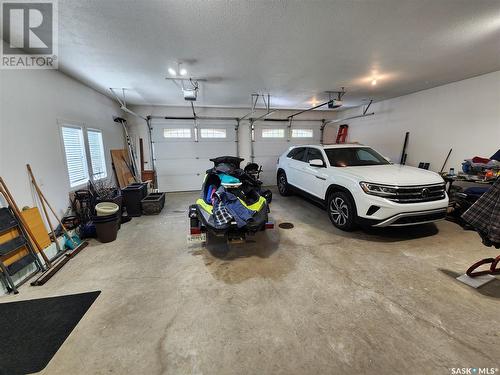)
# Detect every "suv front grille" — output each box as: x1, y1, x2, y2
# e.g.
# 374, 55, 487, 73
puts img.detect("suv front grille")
388, 183, 446, 204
